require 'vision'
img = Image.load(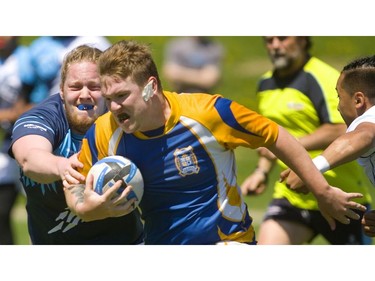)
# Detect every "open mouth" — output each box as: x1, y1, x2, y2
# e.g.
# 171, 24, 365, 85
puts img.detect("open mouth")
77, 104, 94, 111
117, 113, 130, 122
